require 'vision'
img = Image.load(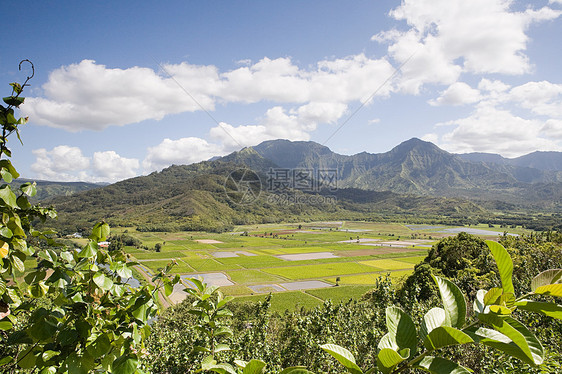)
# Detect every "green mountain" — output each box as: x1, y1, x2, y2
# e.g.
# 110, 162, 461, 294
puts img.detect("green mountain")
250, 138, 561, 201
458, 151, 562, 171
10, 178, 104, 201
41, 138, 561, 233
